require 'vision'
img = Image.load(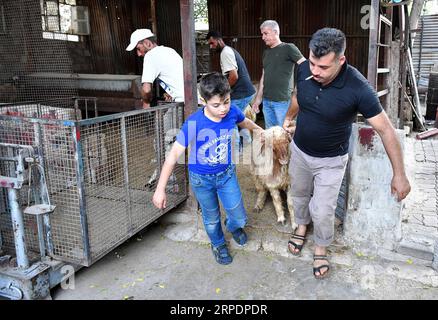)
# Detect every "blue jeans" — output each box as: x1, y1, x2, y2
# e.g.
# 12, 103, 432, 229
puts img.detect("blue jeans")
262, 98, 290, 129
232, 94, 255, 149
189, 165, 247, 247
